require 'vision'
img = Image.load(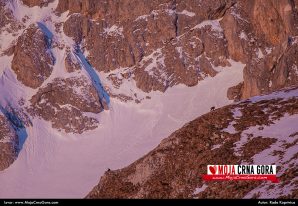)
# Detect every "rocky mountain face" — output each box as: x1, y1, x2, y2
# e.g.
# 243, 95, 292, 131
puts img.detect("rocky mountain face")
87, 87, 298, 199
17, 0, 298, 97
49, 0, 298, 97
1, 0, 296, 130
